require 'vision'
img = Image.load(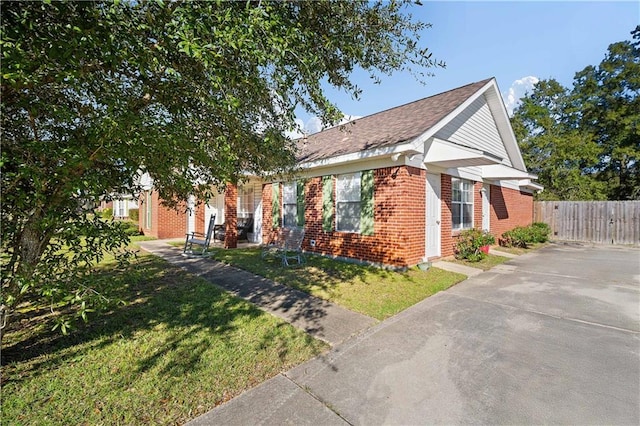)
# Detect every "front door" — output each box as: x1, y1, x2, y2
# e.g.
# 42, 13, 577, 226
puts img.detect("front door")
482, 183, 491, 232
426, 174, 441, 258
205, 191, 225, 228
